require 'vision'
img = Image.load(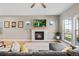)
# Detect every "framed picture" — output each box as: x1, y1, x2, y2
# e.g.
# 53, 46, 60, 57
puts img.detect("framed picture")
12, 22, 16, 28
4, 21, 10, 28
18, 21, 23, 28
